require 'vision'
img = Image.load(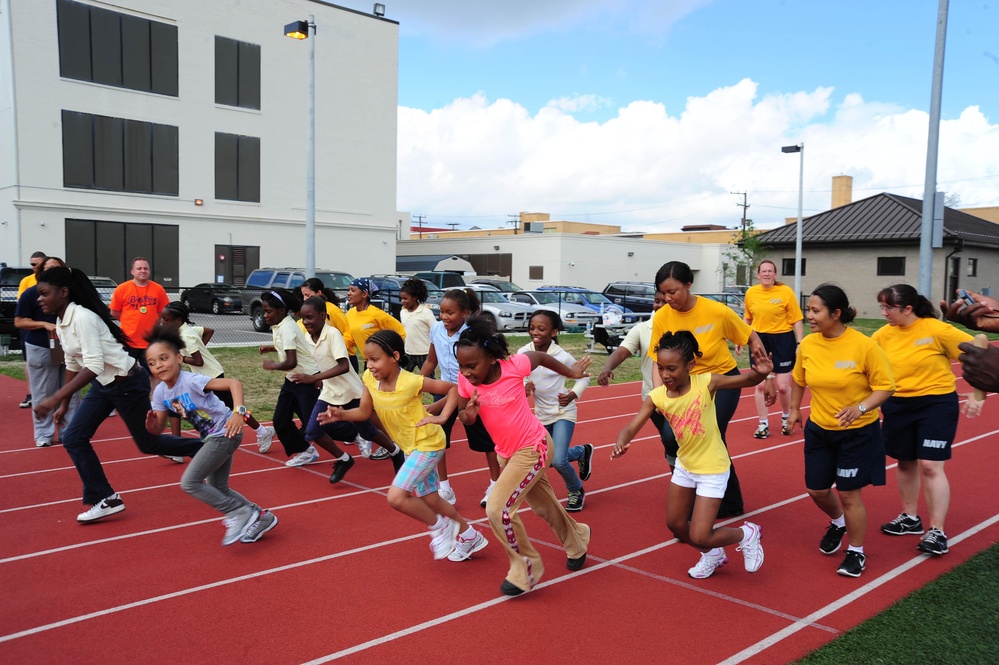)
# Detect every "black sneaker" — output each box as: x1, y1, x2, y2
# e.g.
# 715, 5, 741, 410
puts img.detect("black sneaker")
567, 489, 585, 512
500, 580, 526, 597
329, 456, 355, 484
917, 528, 949, 555
819, 522, 848, 555
781, 419, 791, 436
753, 424, 769, 439
837, 550, 866, 577
391, 449, 406, 474
880, 513, 924, 536
567, 552, 587, 571
19, 393, 31, 408
577, 443, 594, 481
